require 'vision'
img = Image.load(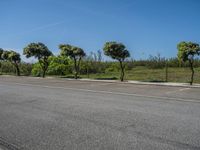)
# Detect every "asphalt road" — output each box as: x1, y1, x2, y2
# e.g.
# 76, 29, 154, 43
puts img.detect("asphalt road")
0, 76, 200, 150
